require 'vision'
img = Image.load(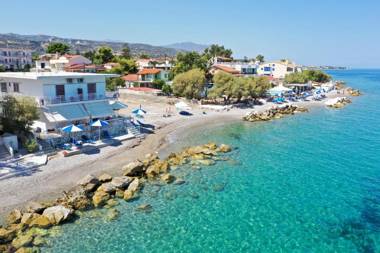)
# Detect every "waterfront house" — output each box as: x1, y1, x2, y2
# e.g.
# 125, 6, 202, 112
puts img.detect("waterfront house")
122, 74, 139, 88
136, 58, 172, 71
0, 71, 121, 134
0, 46, 32, 70
134, 68, 169, 88
257, 60, 300, 79
35, 54, 93, 72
